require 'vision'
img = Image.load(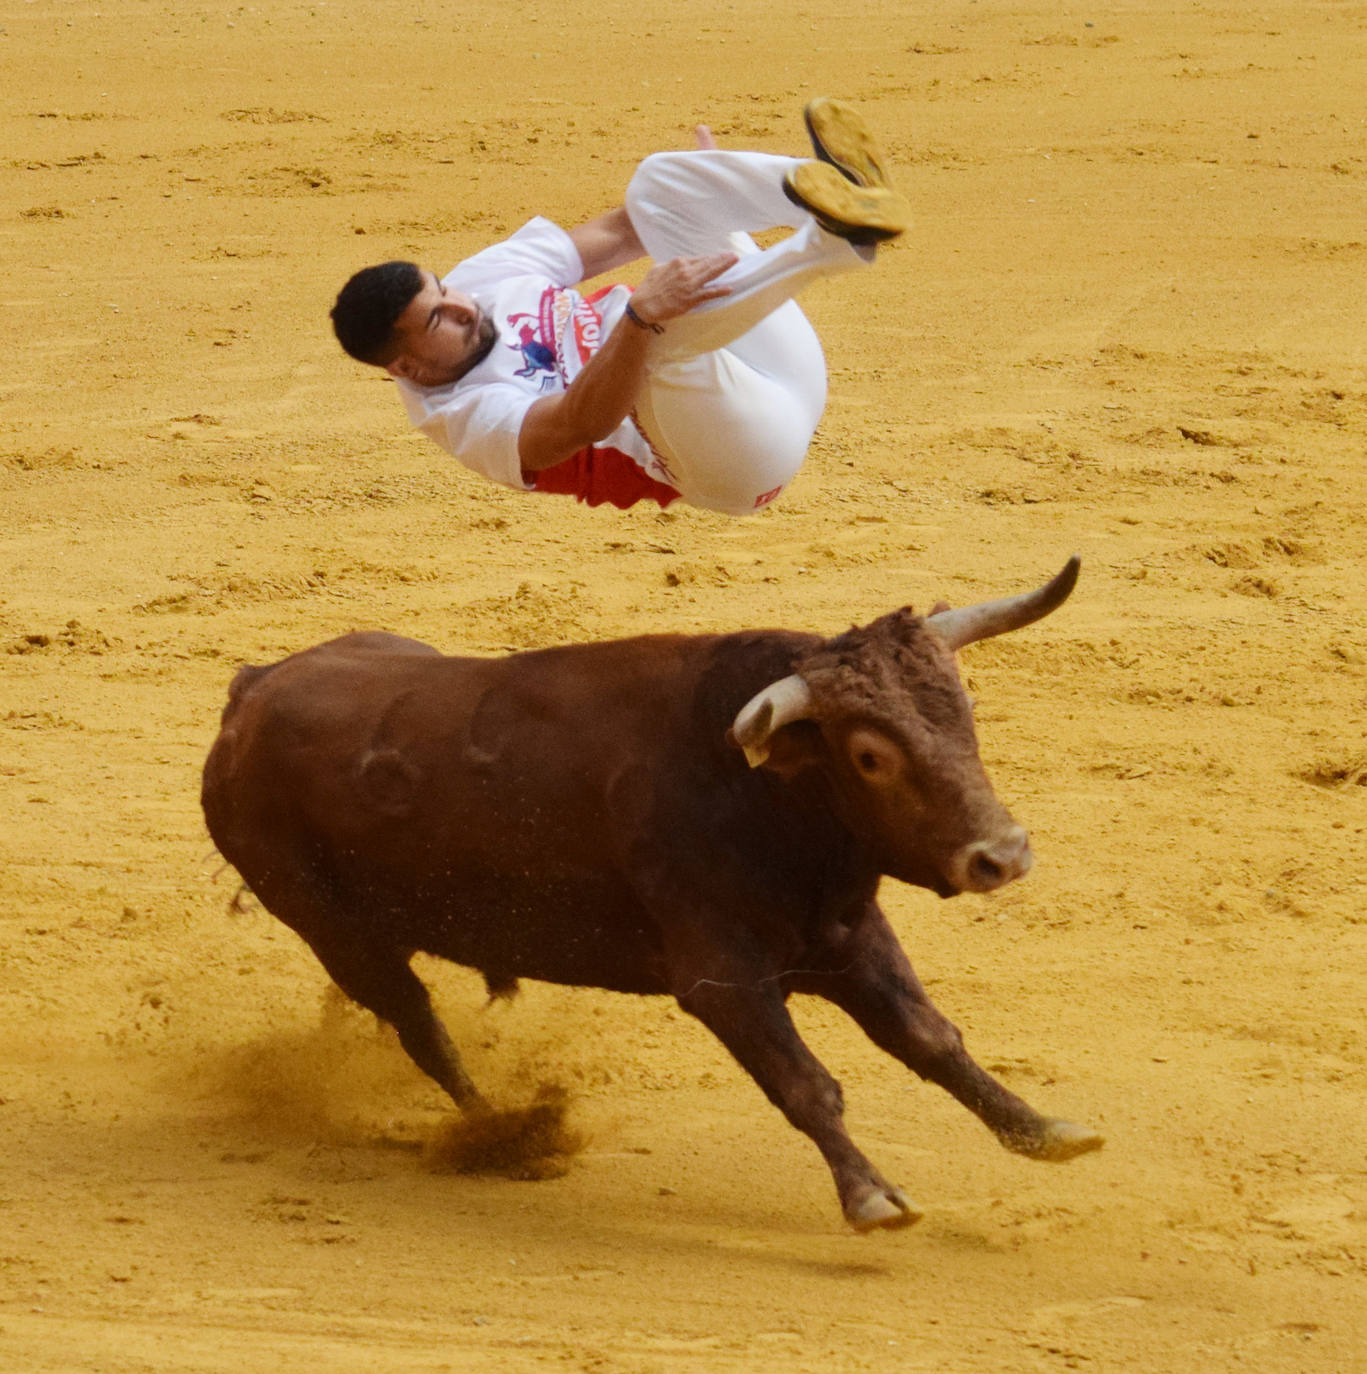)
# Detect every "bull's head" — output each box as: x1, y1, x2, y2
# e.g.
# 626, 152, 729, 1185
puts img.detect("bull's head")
729, 557, 1079, 897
